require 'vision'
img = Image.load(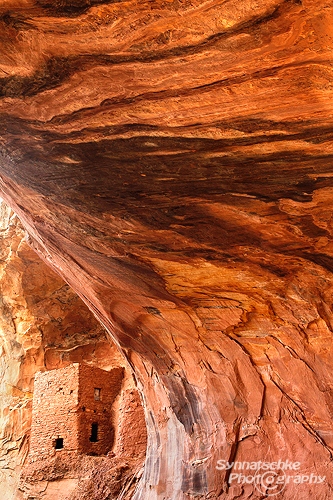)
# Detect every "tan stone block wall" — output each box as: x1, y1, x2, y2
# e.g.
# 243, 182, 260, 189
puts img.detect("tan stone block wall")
29, 364, 80, 460
28, 364, 124, 460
